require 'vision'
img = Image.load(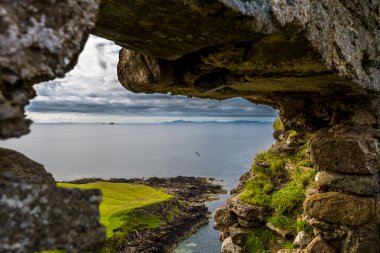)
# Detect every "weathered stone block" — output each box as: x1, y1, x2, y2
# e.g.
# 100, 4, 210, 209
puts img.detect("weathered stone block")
310, 134, 380, 174
214, 206, 237, 227
228, 196, 268, 221
304, 192, 376, 226
316, 171, 379, 196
